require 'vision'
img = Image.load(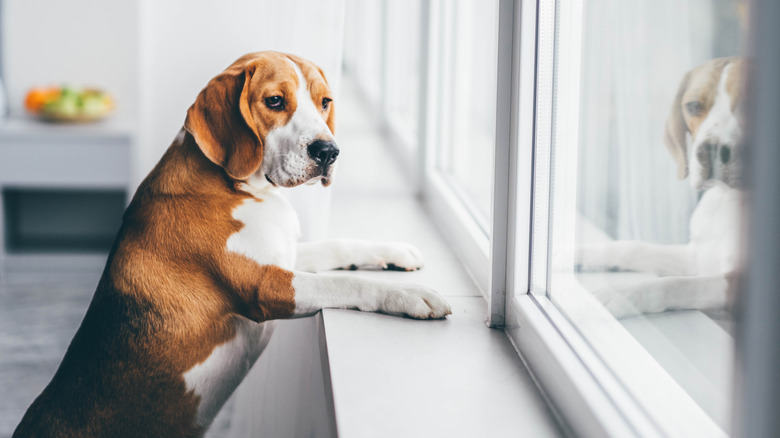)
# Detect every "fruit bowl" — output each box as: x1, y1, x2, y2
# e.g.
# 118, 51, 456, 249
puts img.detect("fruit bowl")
25, 86, 115, 123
